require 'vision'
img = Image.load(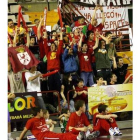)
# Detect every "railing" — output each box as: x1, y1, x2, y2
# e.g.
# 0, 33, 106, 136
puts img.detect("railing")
37, 90, 61, 116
